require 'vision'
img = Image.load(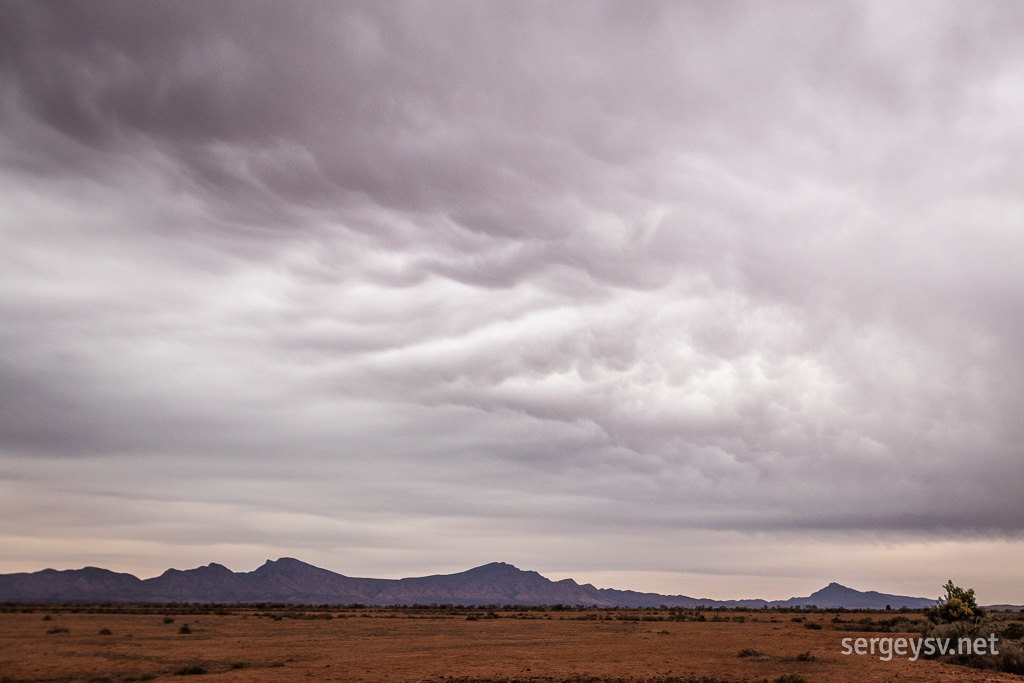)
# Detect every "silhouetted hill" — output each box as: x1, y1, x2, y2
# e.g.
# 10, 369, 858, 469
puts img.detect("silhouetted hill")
0, 560, 937, 609
771, 581, 936, 609
0, 566, 144, 602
